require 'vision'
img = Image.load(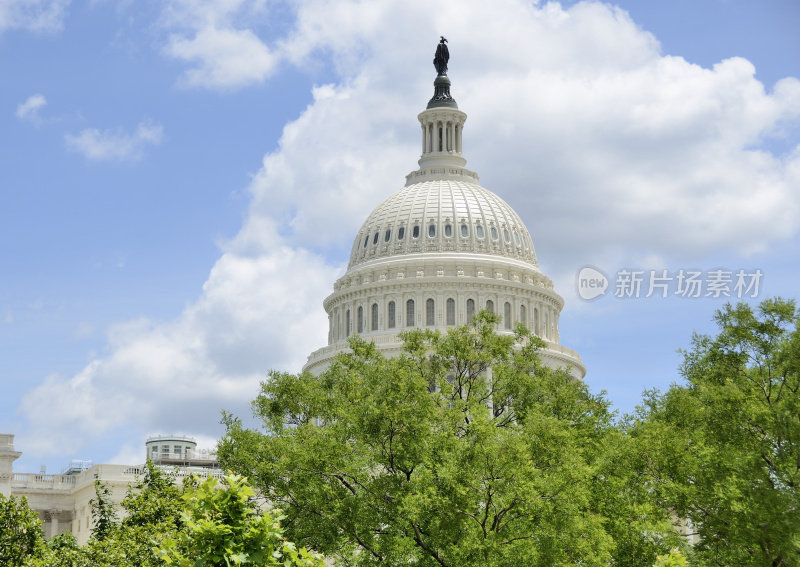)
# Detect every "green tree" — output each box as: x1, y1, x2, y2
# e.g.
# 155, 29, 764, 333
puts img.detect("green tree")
635, 298, 800, 566
159, 473, 325, 567
0, 493, 44, 566
219, 312, 679, 566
